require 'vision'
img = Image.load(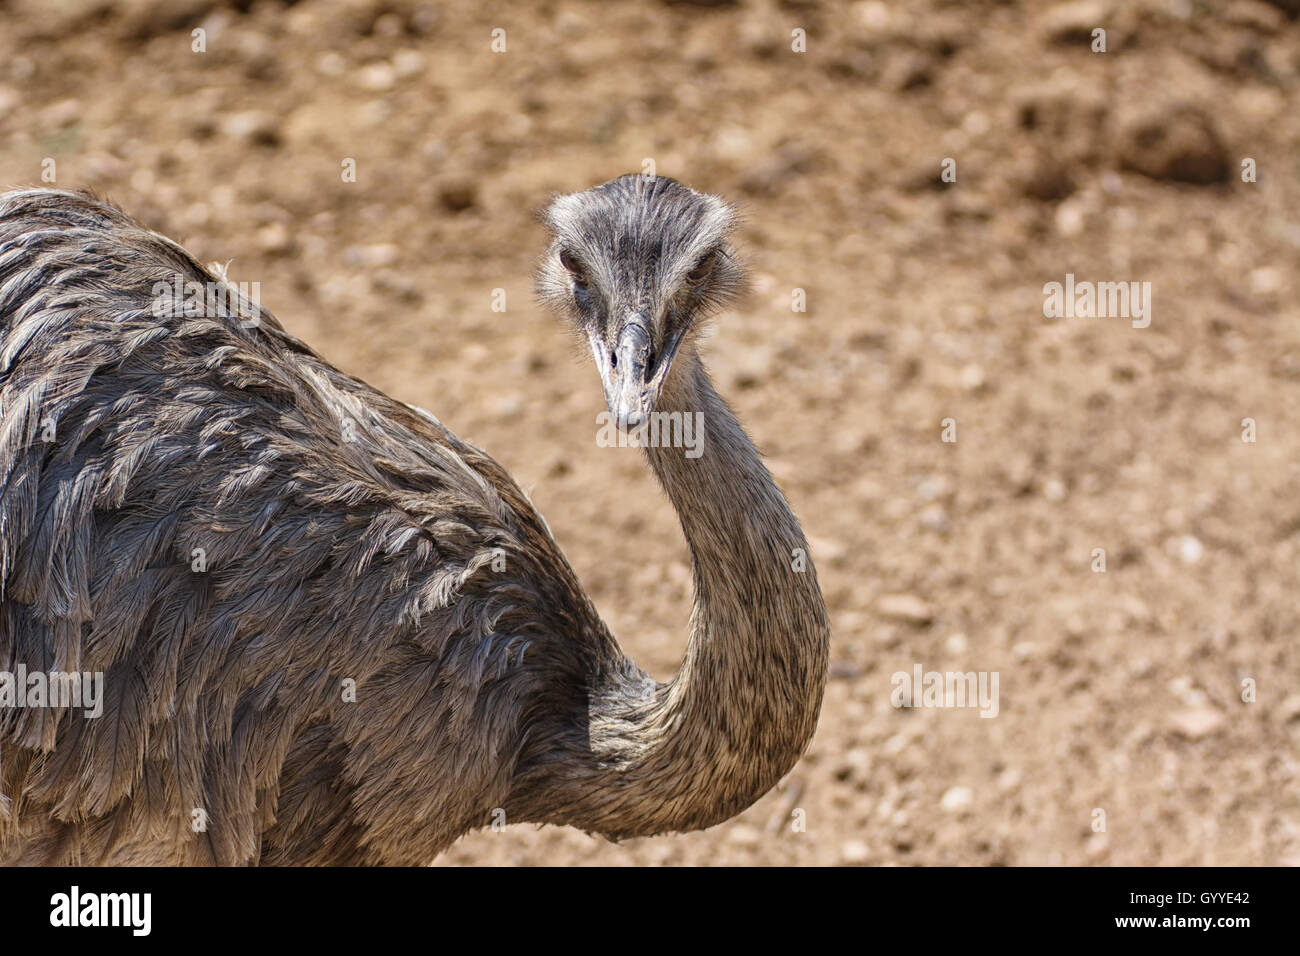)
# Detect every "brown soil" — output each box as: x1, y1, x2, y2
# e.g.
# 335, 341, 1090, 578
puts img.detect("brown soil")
2, 0, 1298, 865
